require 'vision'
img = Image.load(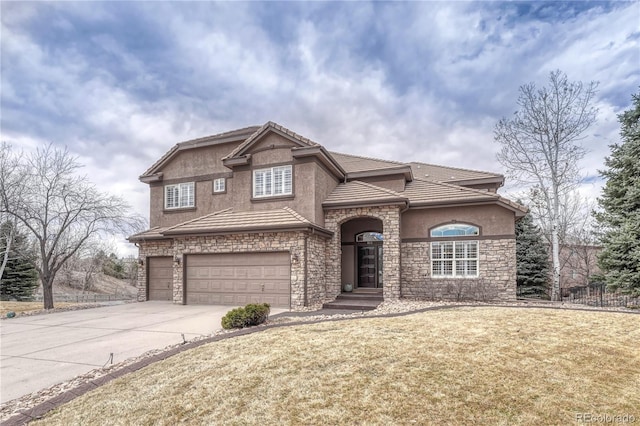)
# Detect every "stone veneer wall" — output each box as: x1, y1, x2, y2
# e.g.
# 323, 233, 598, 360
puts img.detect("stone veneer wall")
137, 231, 329, 310
324, 206, 401, 301
400, 238, 516, 301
